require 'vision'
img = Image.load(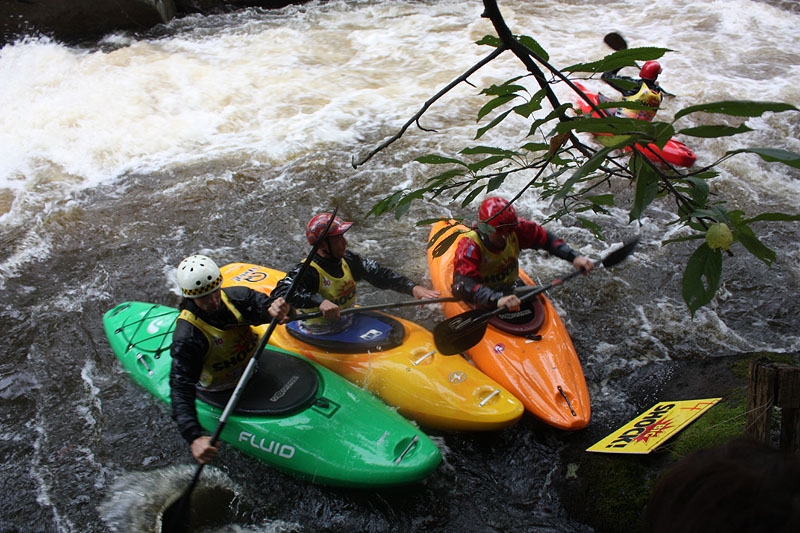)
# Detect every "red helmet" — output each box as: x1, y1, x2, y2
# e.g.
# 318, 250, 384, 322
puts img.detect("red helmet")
478, 197, 518, 229
306, 213, 352, 245
640, 60, 662, 81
